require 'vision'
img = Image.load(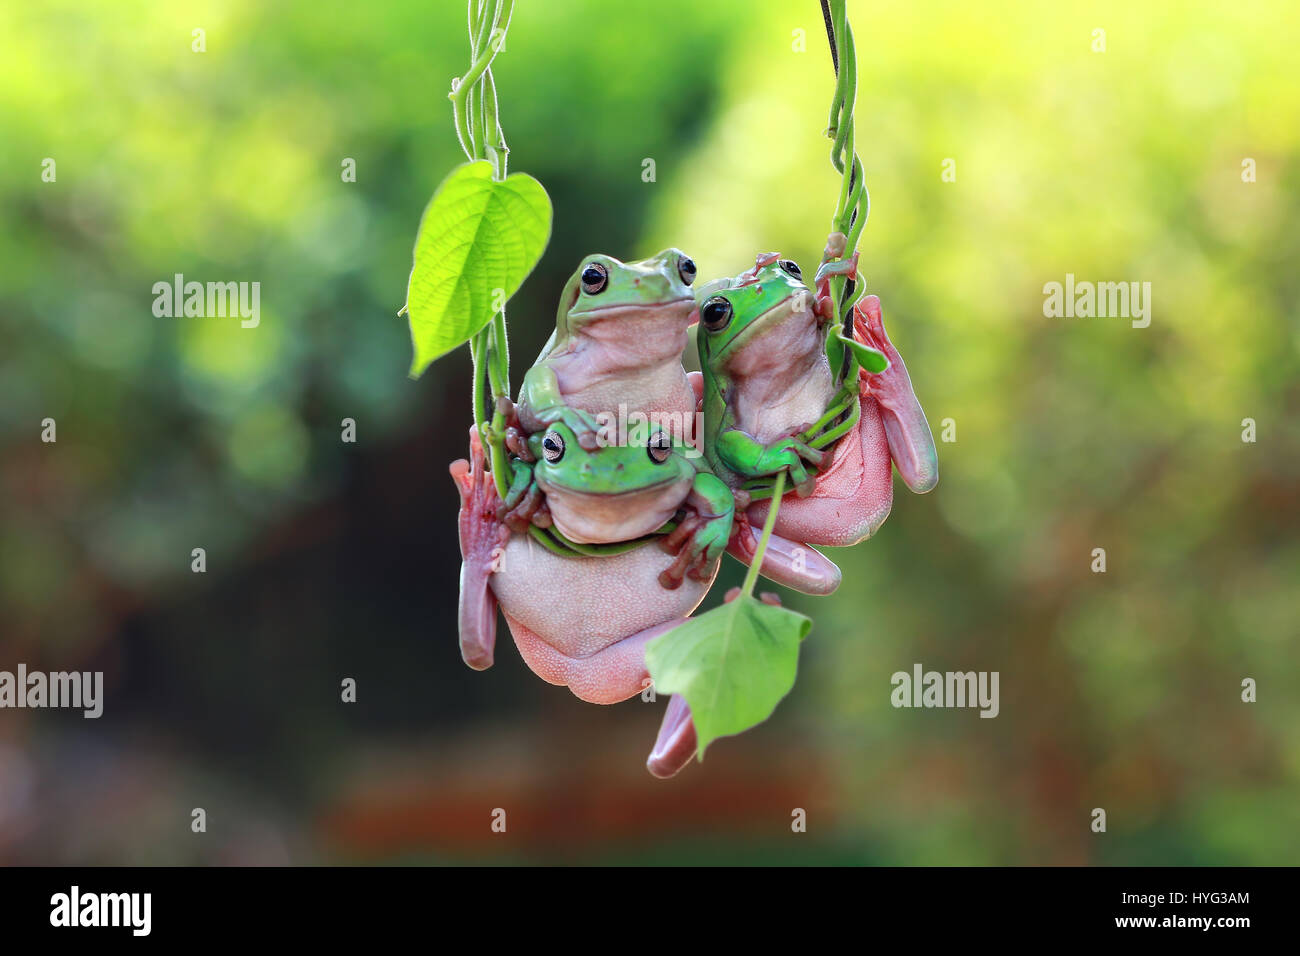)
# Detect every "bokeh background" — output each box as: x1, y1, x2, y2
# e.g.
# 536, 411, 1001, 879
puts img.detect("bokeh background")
1, 0, 1297, 864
